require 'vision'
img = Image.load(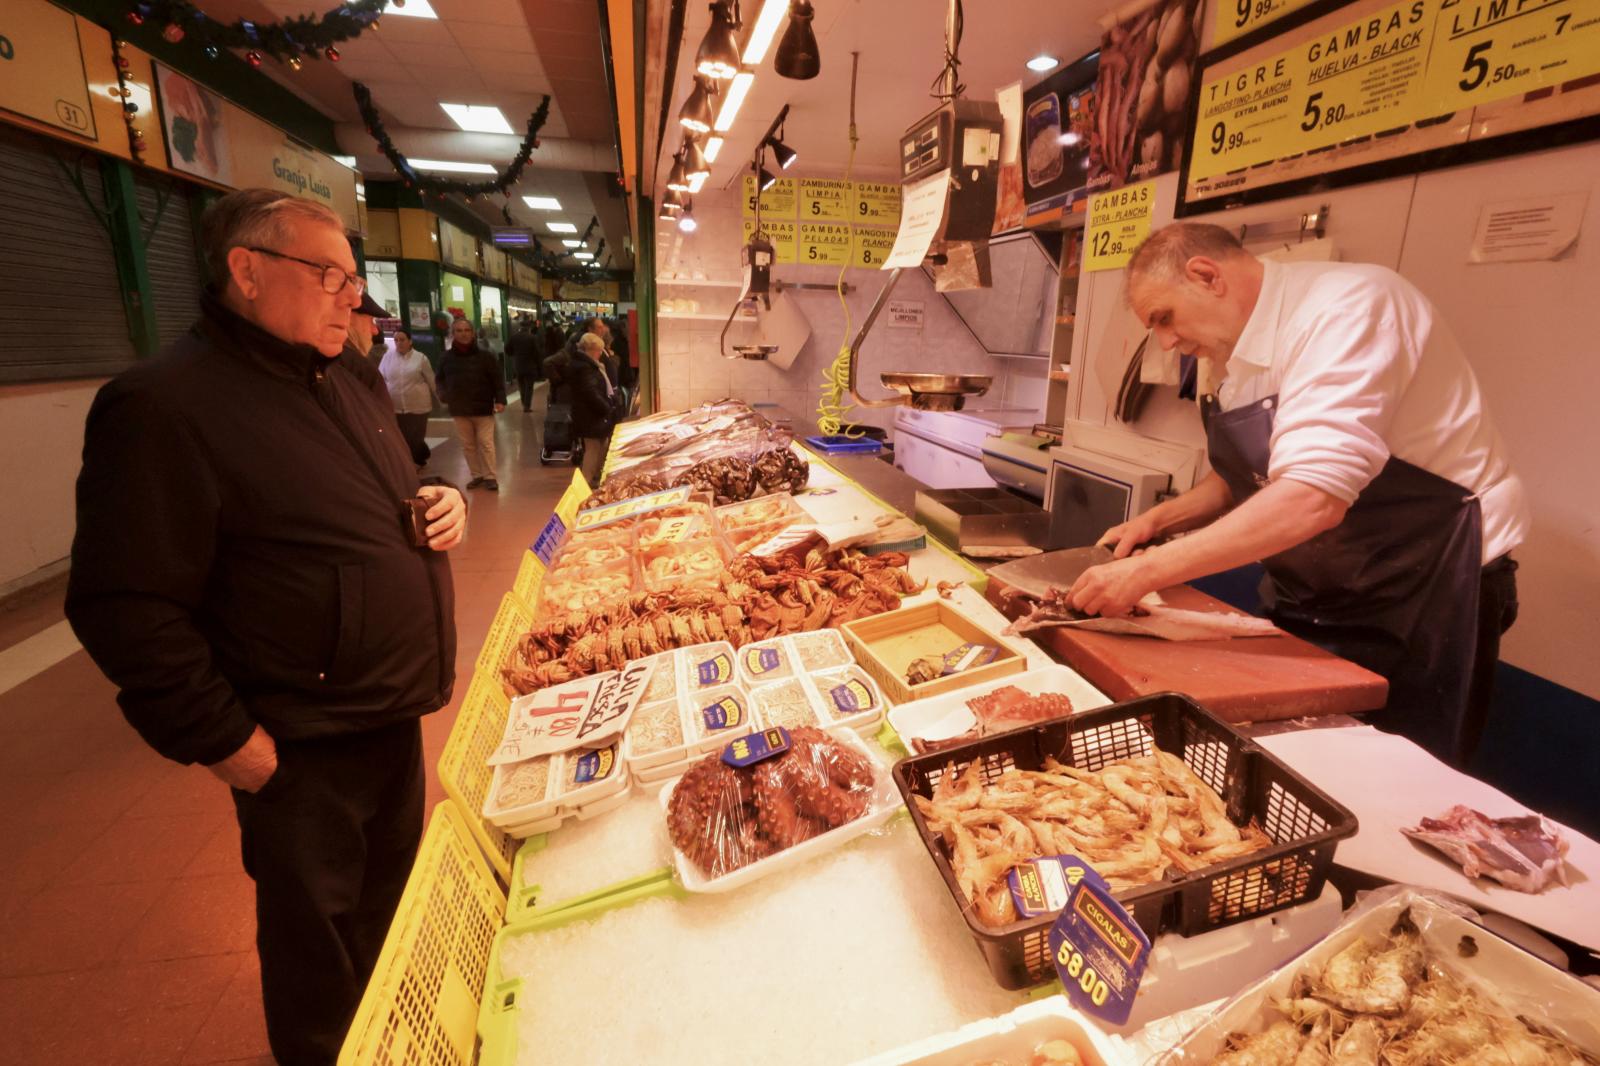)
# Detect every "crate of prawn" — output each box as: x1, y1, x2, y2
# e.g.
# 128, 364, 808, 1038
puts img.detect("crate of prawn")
893, 692, 1358, 990
624, 642, 758, 783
